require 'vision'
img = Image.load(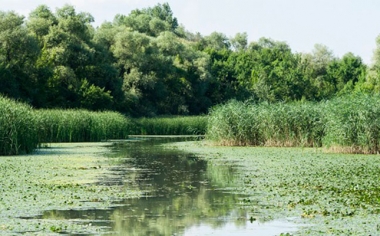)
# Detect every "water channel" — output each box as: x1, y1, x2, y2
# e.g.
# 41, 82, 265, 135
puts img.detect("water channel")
33, 138, 299, 235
